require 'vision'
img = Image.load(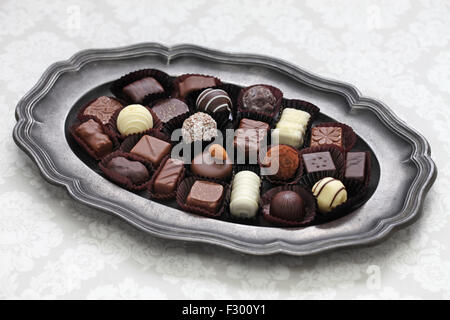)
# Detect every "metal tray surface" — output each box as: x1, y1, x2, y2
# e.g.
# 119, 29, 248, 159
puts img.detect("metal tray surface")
13, 43, 437, 256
